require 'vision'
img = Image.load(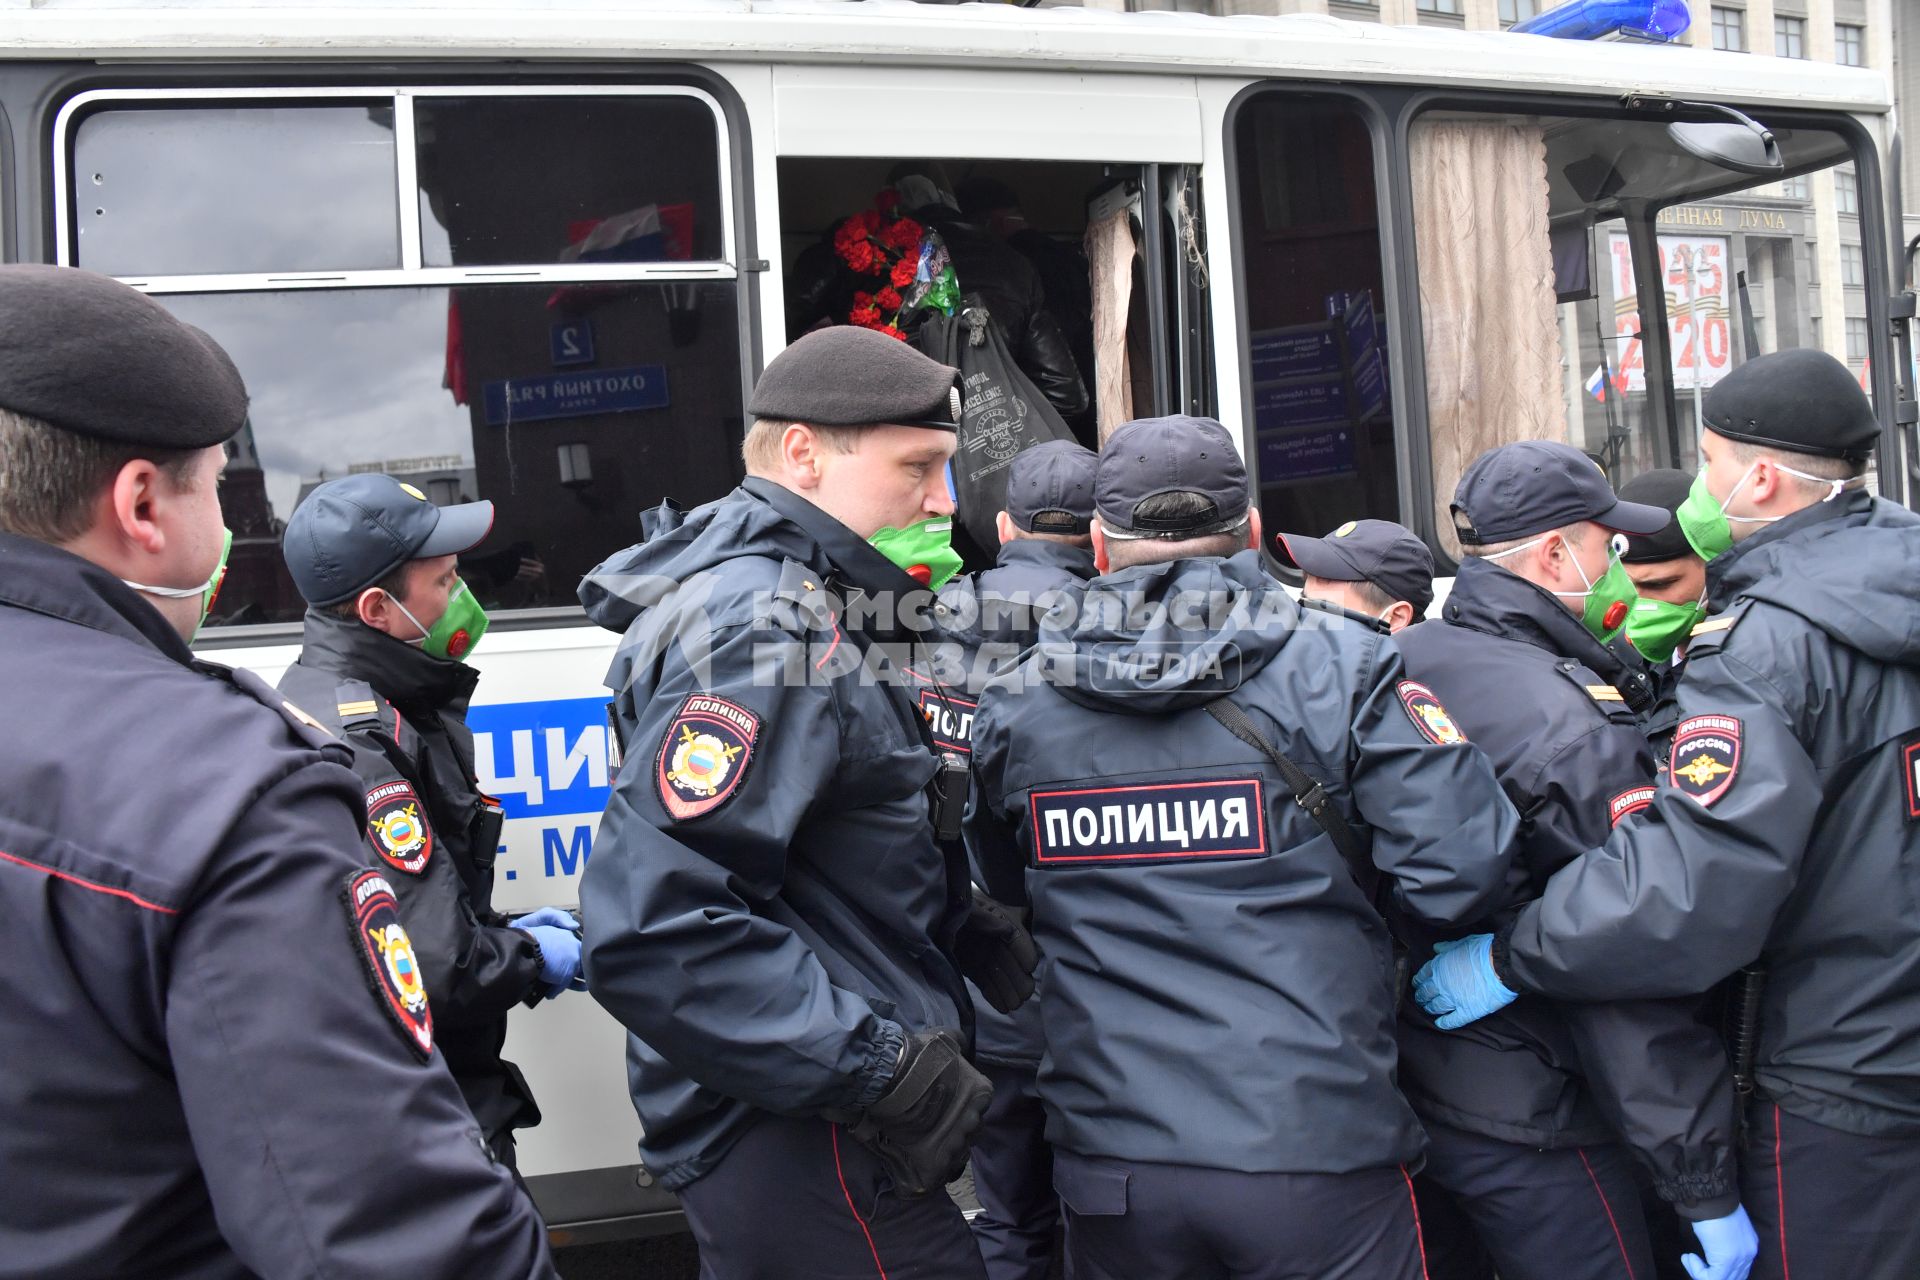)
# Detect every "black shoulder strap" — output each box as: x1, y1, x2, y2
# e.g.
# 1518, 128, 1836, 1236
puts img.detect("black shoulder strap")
1204, 698, 1377, 902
